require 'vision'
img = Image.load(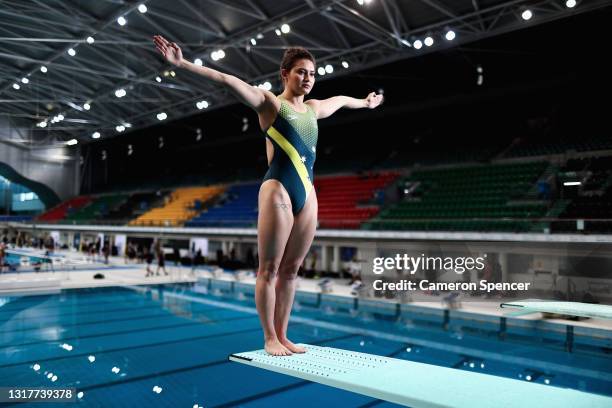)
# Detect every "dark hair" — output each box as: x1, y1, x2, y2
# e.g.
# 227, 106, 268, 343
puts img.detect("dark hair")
280, 47, 316, 84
